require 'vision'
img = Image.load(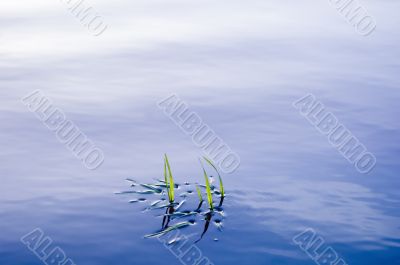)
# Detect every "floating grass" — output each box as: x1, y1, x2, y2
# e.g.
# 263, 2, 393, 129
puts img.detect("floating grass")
162, 211, 197, 220
150, 200, 163, 207
126, 178, 137, 186
175, 200, 186, 211
150, 203, 176, 210
114, 191, 136, 194
144, 221, 192, 238
118, 154, 227, 241
154, 183, 178, 189
129, 198, 146, 203
115, 190, 158, 195
140, 184, 162, 192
